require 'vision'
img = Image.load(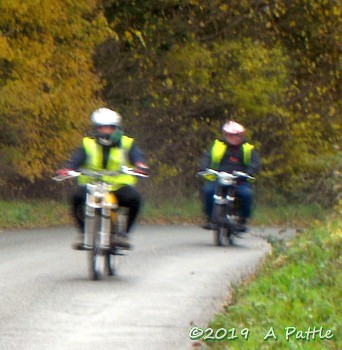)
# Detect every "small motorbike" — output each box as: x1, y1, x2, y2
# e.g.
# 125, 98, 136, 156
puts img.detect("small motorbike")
198, 169, 255, 246
53, 166, 148, 280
